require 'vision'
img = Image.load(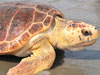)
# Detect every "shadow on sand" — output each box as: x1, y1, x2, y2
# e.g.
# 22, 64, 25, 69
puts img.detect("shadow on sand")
52, 49, 100, 69
0, 55, 23, 62
52, 49, 65, 69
